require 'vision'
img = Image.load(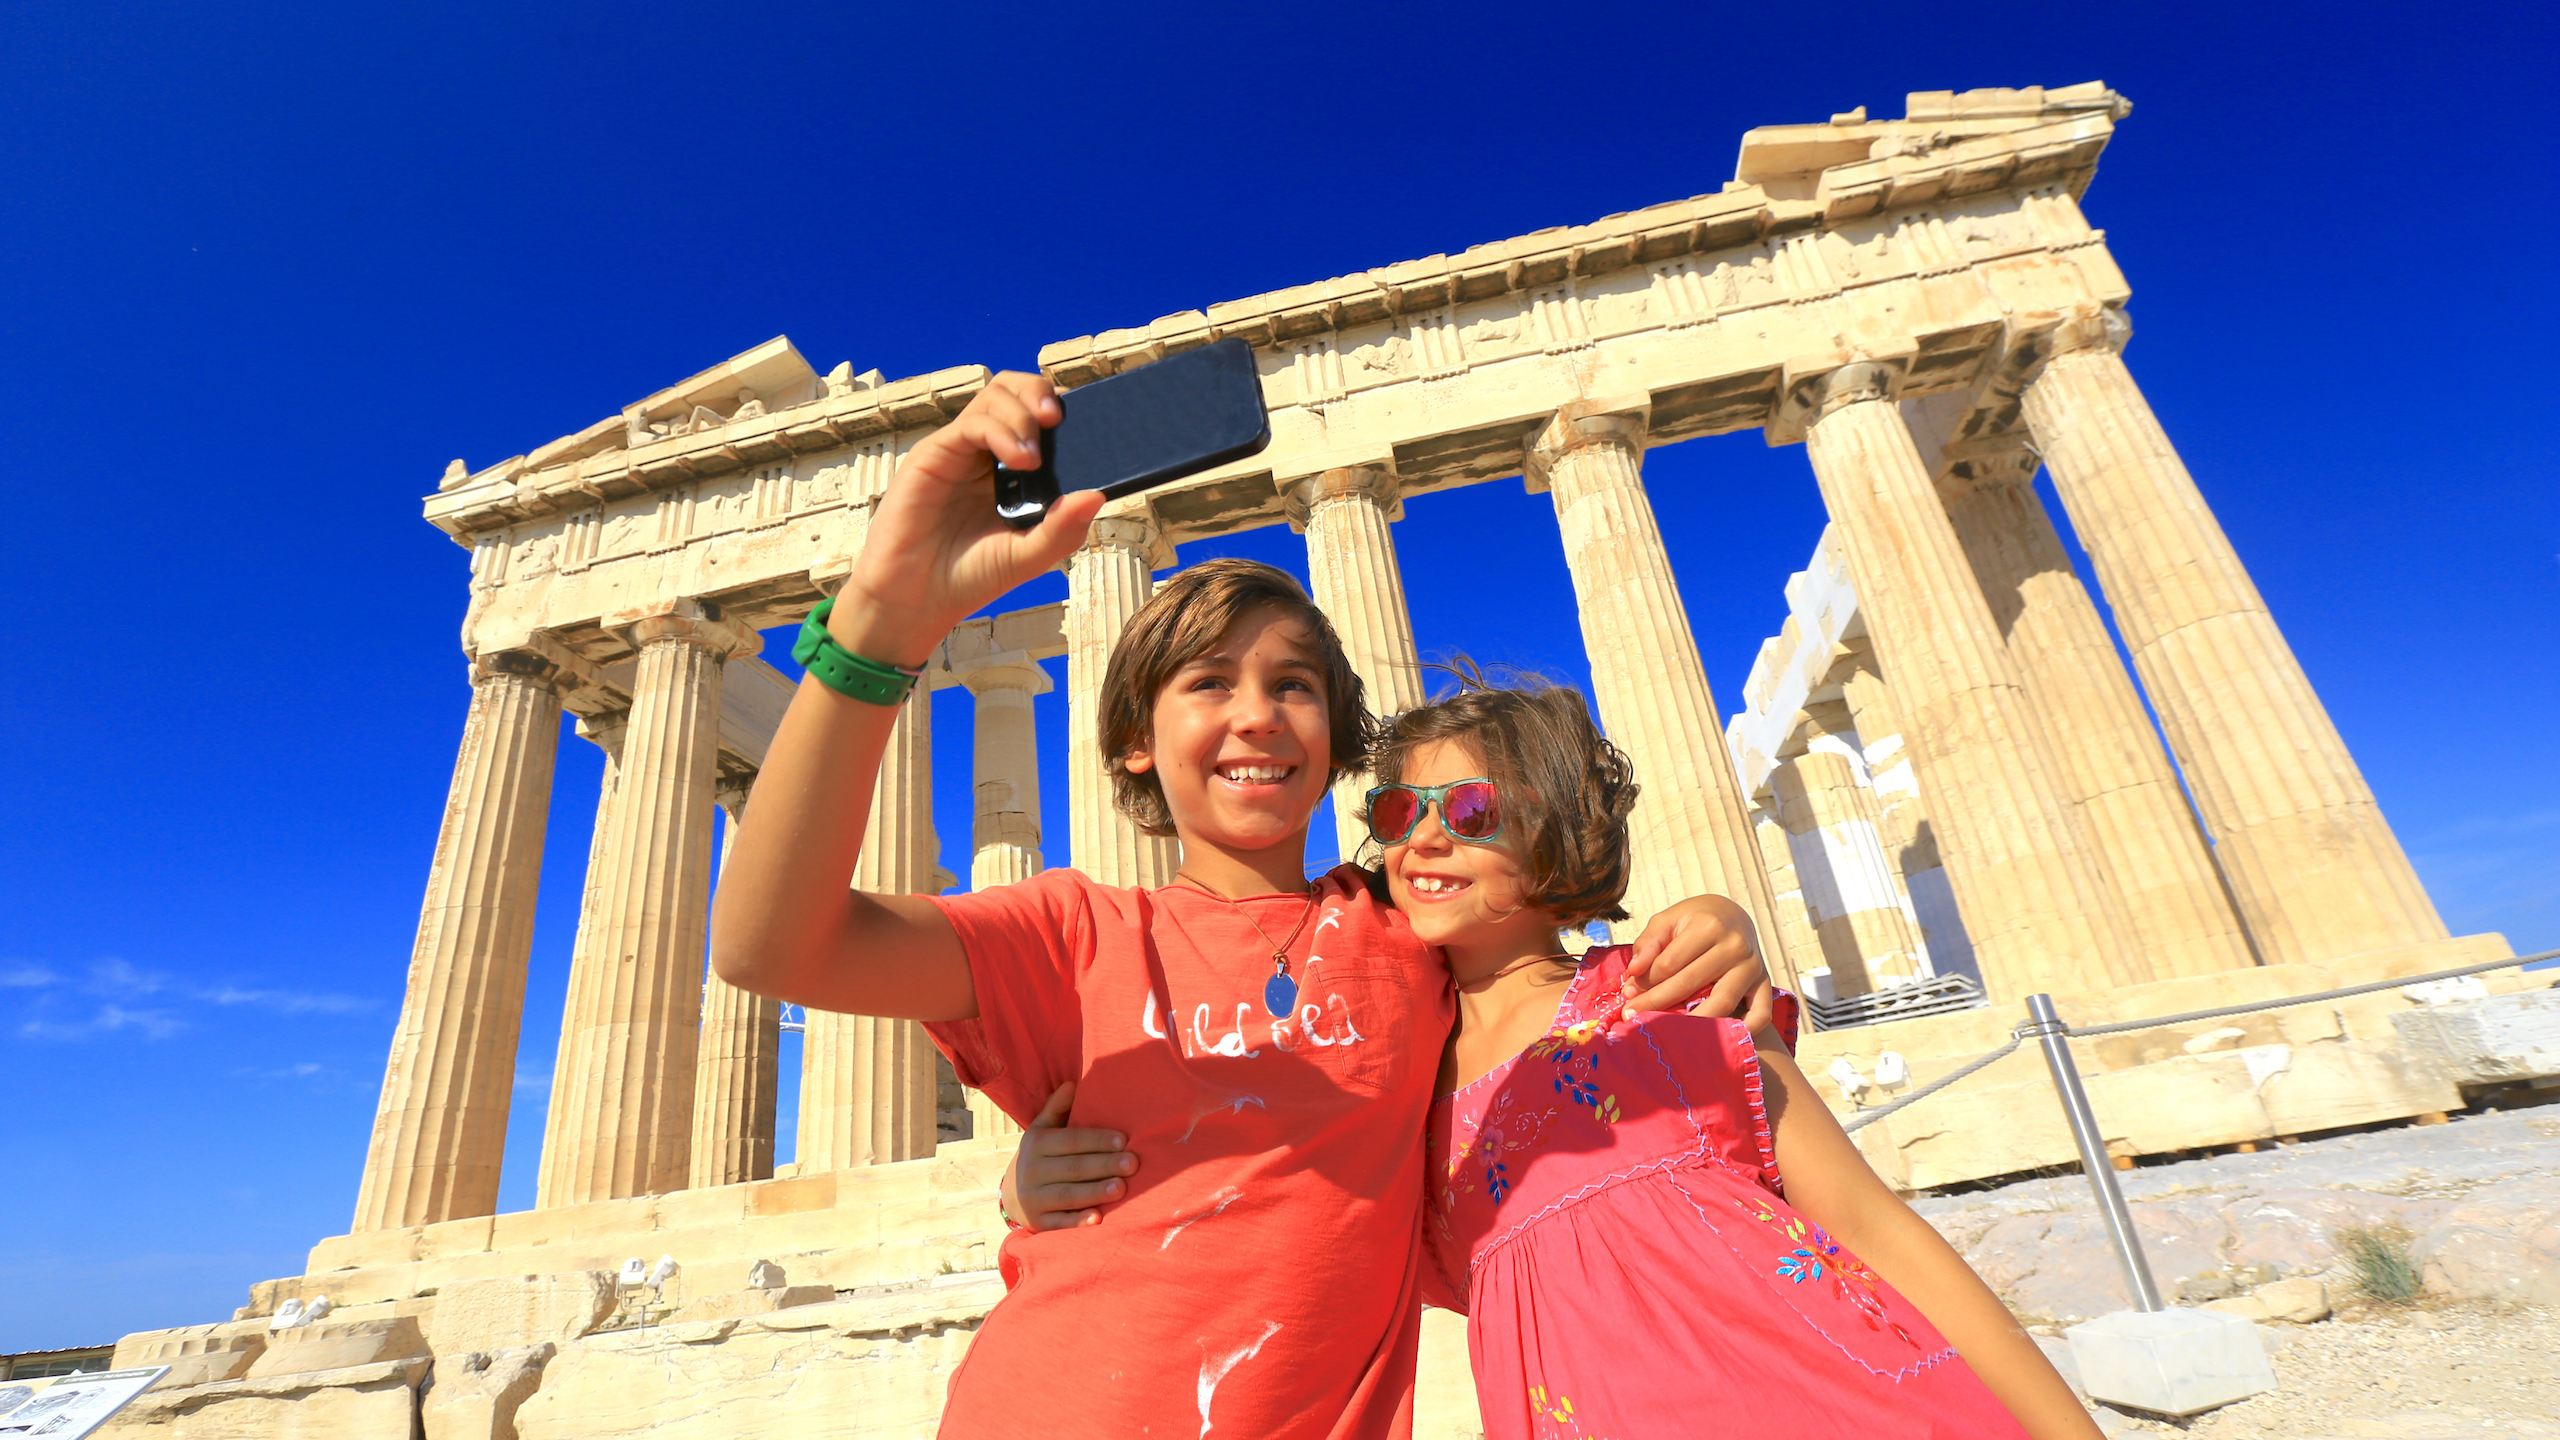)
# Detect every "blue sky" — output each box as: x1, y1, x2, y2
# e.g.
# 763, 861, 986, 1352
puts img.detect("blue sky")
3, 1, 2553, 1353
